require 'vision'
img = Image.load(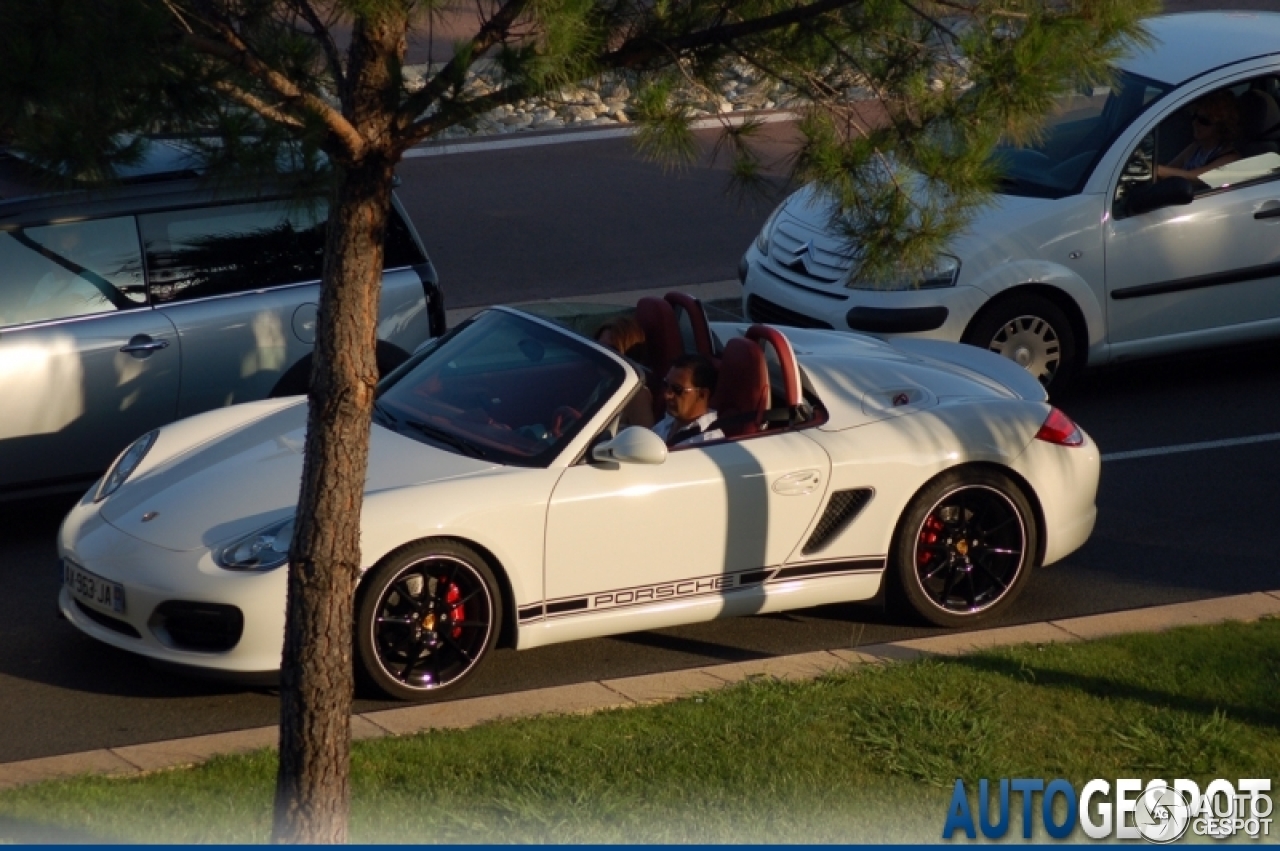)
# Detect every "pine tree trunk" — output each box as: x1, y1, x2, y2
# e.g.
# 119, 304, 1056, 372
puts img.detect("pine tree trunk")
271, 9, 406, 842
271, 158, 393, 844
